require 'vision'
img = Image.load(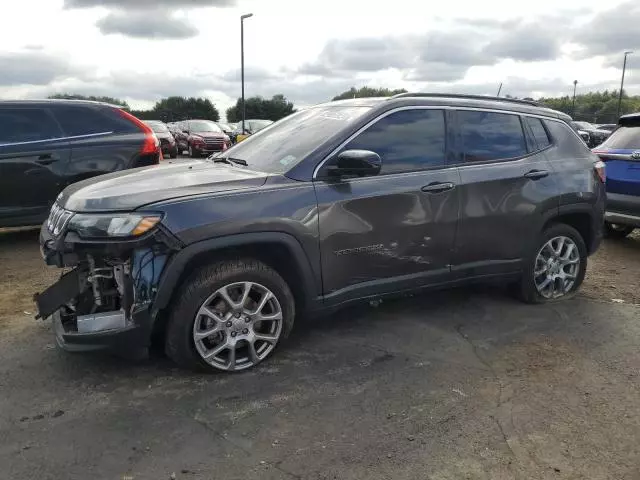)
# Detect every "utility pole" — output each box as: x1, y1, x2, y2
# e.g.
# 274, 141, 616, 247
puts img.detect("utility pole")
240, 13, 253, 134
617, 51, 633, 120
